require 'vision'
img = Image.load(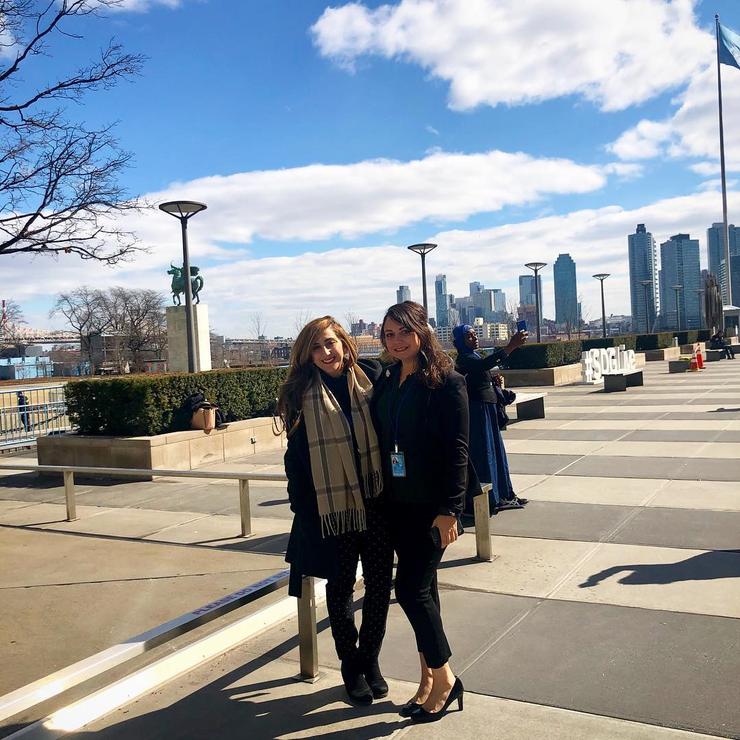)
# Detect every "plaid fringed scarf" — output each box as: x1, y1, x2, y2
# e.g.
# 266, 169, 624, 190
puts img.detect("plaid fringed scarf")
303, 365, 383, 537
